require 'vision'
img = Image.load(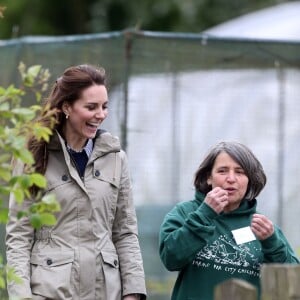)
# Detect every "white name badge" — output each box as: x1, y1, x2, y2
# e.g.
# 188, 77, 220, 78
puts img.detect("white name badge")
232, 226, 256, 245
